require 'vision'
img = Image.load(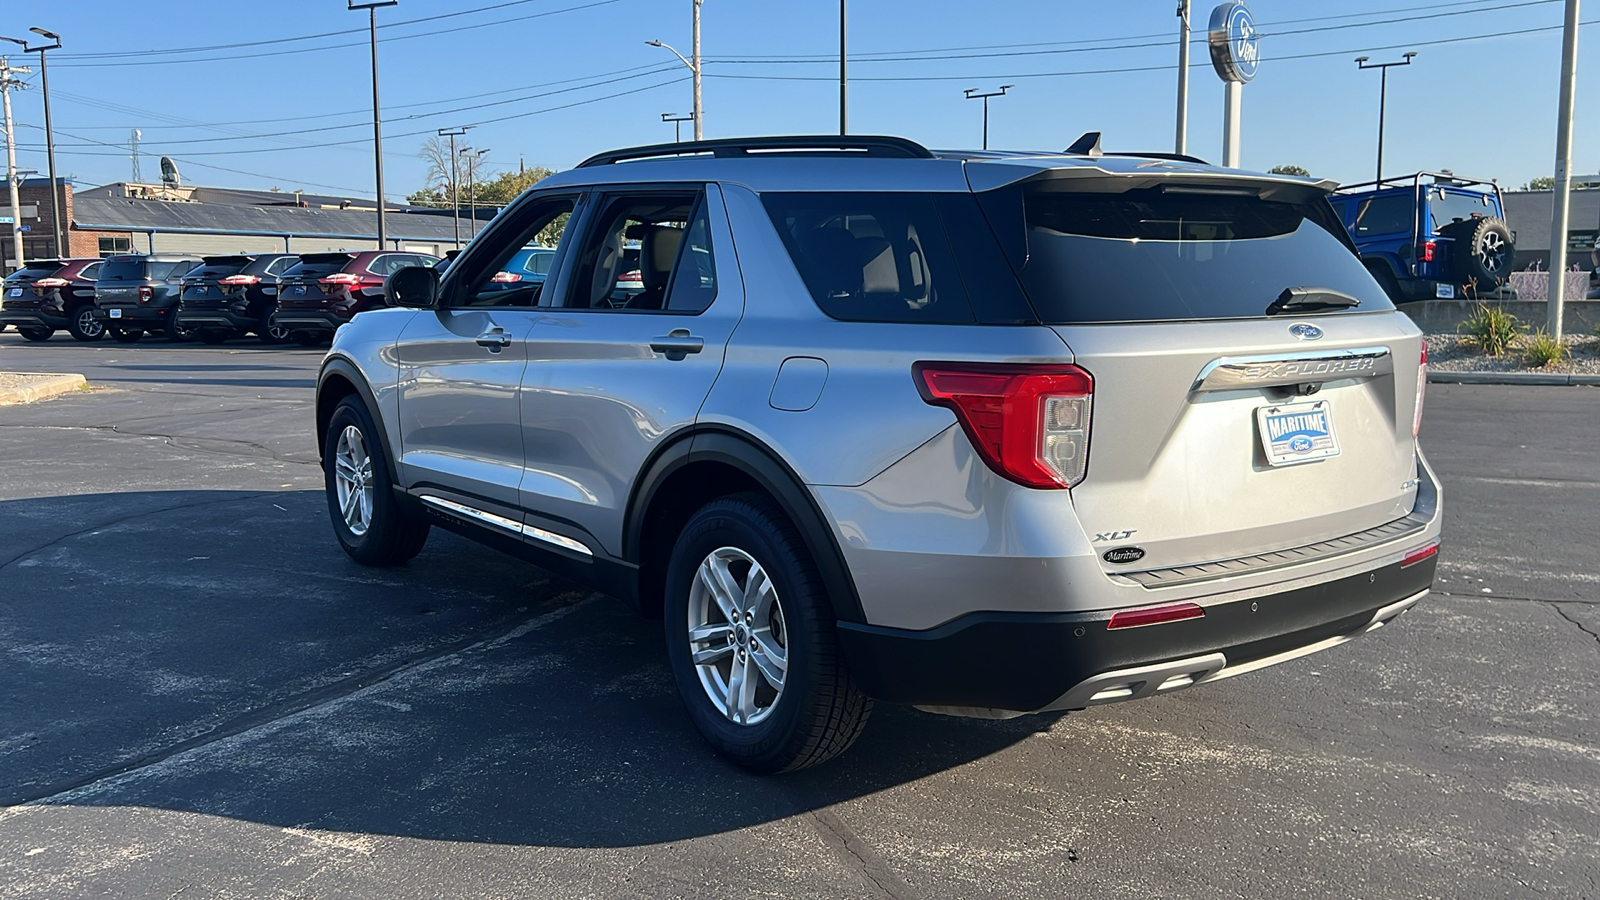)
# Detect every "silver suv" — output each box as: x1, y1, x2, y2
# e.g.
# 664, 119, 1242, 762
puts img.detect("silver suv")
314, 135, 1441, 772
